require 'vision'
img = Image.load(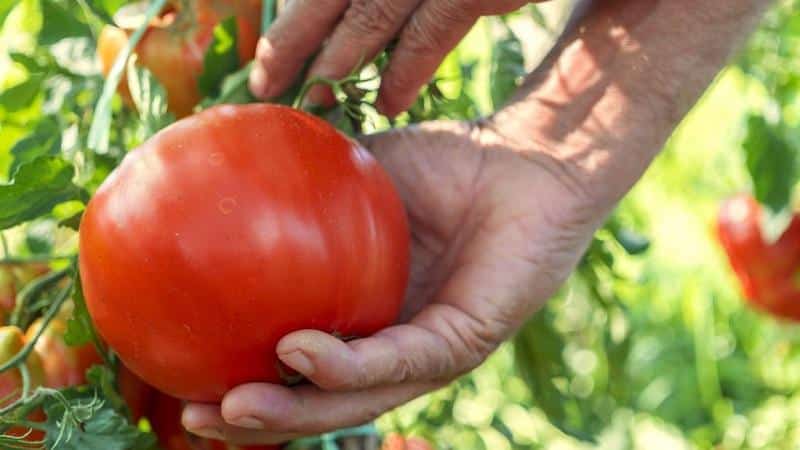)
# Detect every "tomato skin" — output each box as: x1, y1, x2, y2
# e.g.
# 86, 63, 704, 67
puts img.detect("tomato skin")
717, 194, 800, 320
97, 0, 262, 117
79, 104, 410, 402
